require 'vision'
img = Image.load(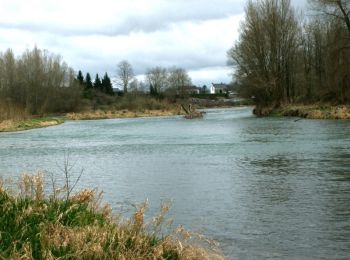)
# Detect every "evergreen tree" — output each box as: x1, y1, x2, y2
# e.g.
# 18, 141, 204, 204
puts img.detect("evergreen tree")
77, 70, 84, 86
85, 73, 93, 89
102, 73, 114, 95
94, 74, 102, 90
